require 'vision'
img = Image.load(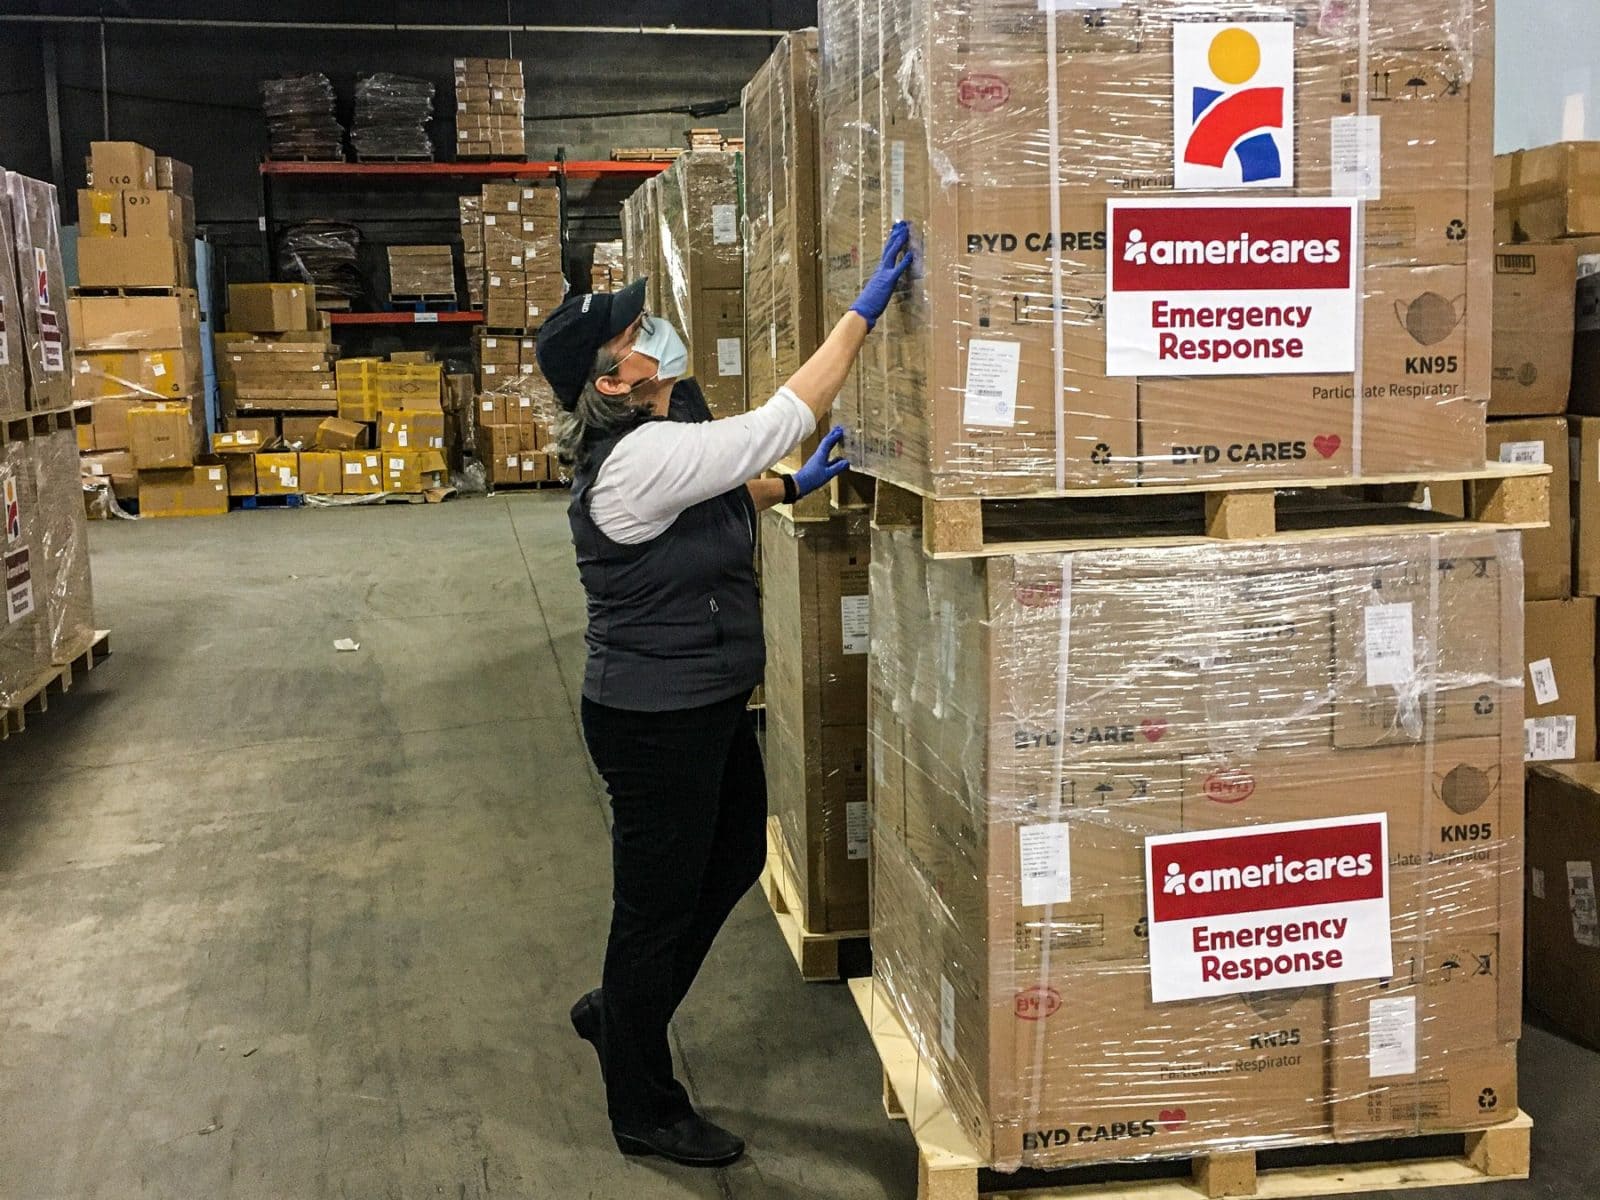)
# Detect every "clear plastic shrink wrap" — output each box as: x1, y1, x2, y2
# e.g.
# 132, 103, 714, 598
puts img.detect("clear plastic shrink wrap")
30, 430, 96, 662
818, 0, 1495, 495
261, 73, 344, 161
0, 438, 49, 707
867, 524, 1524, 1170
352, 73, 435, 161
